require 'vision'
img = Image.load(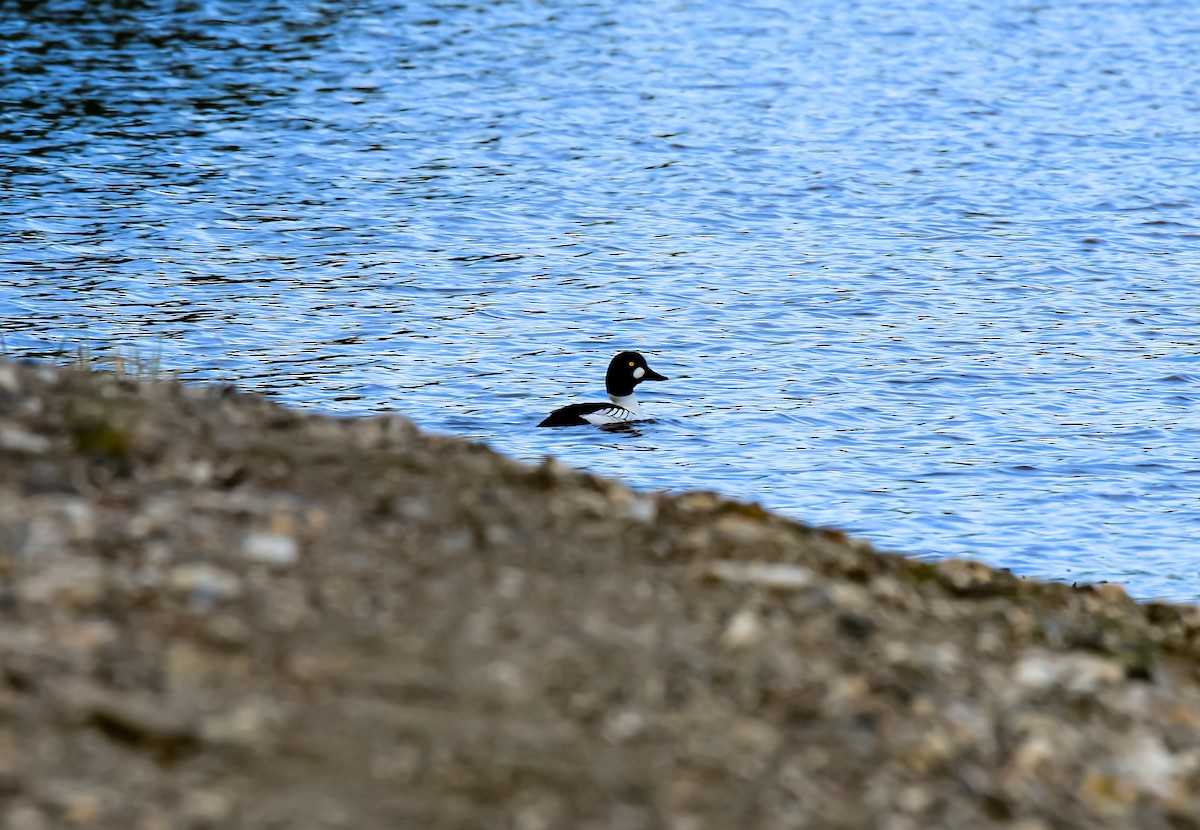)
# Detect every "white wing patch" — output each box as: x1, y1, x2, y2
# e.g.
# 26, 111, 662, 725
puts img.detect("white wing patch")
582, 406, 636, 425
